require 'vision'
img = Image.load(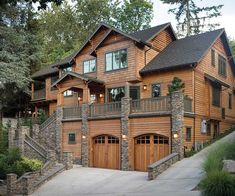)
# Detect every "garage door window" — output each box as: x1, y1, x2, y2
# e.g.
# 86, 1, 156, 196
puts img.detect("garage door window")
108, 136, 119, 144
154, 135, 169, 144
136, 135, 150, 144
94, 136, 105, 143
